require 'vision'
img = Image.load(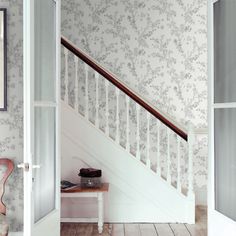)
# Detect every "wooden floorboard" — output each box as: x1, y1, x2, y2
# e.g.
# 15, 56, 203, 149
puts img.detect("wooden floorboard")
185, 223, 207, 236
92, 223, 111, 236
139, 224, 157, 236
154, 224, 174, 236
112, 224, 125, 236
185, 206, 207, 236
169, 223, 191, 236
60, 224, 66, 236
61, 223, 77, 236
61, 207, 207, 236
124, 224, 141, 236
75, 223, 93, 236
